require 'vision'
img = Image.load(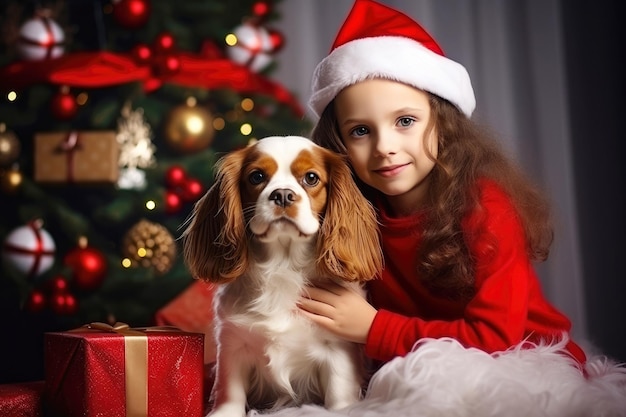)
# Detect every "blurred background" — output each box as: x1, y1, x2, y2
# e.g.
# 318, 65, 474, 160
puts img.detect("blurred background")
0, 0, 623, 384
